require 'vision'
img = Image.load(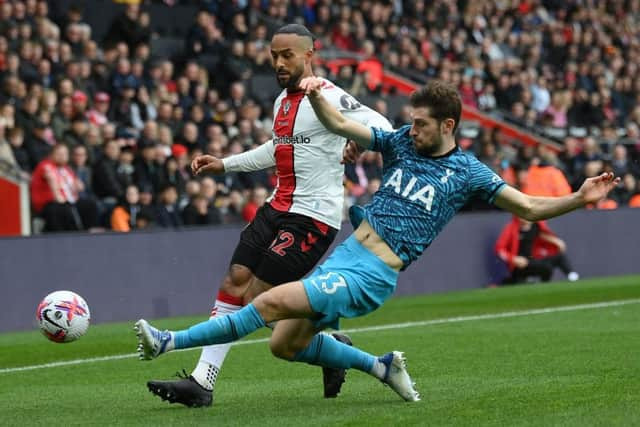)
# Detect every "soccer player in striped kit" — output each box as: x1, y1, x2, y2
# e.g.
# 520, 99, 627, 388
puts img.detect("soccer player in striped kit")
146, 24, 392, 407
